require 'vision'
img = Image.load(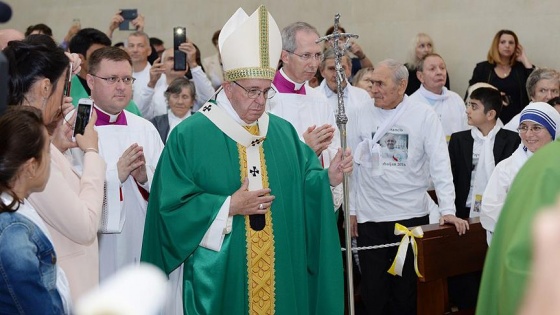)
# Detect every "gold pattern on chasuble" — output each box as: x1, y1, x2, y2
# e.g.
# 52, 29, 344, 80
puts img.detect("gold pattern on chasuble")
240, 124, 276, 314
